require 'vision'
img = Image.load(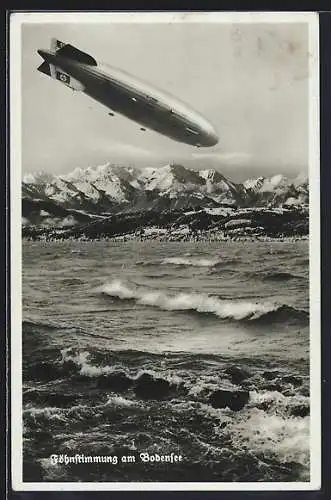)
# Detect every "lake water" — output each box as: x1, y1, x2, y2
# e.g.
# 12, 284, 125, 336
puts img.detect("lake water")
22, 239, 310, 482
